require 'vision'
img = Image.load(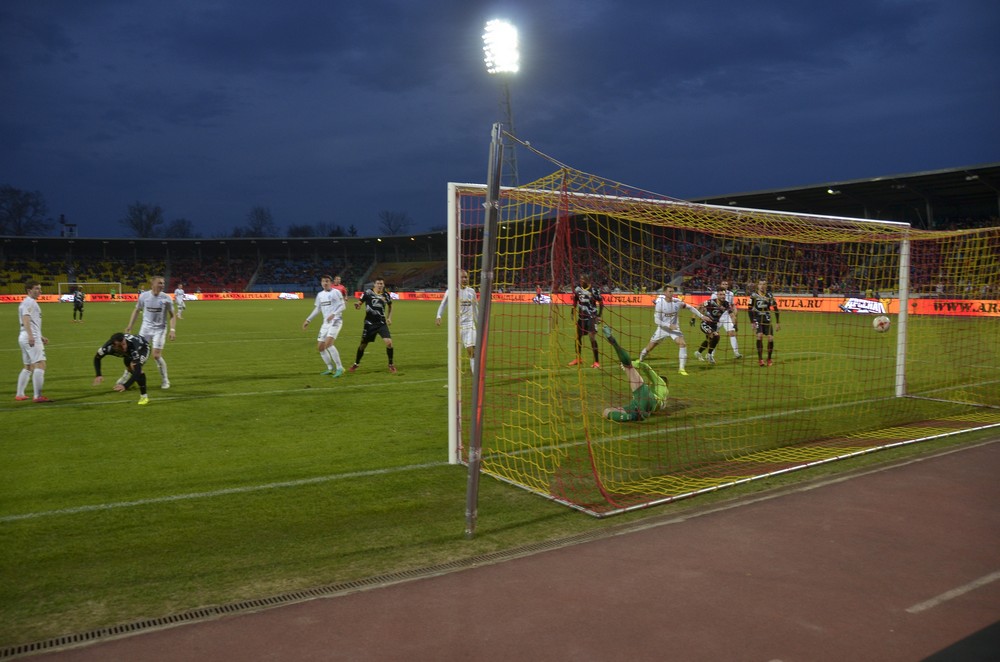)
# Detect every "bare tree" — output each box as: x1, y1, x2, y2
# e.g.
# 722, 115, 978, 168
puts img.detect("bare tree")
164, 218, 197, 238
242, 205, 278, 237
378, 210, 413, 236
120, 202, 164, 238
0, 186, 53, 236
